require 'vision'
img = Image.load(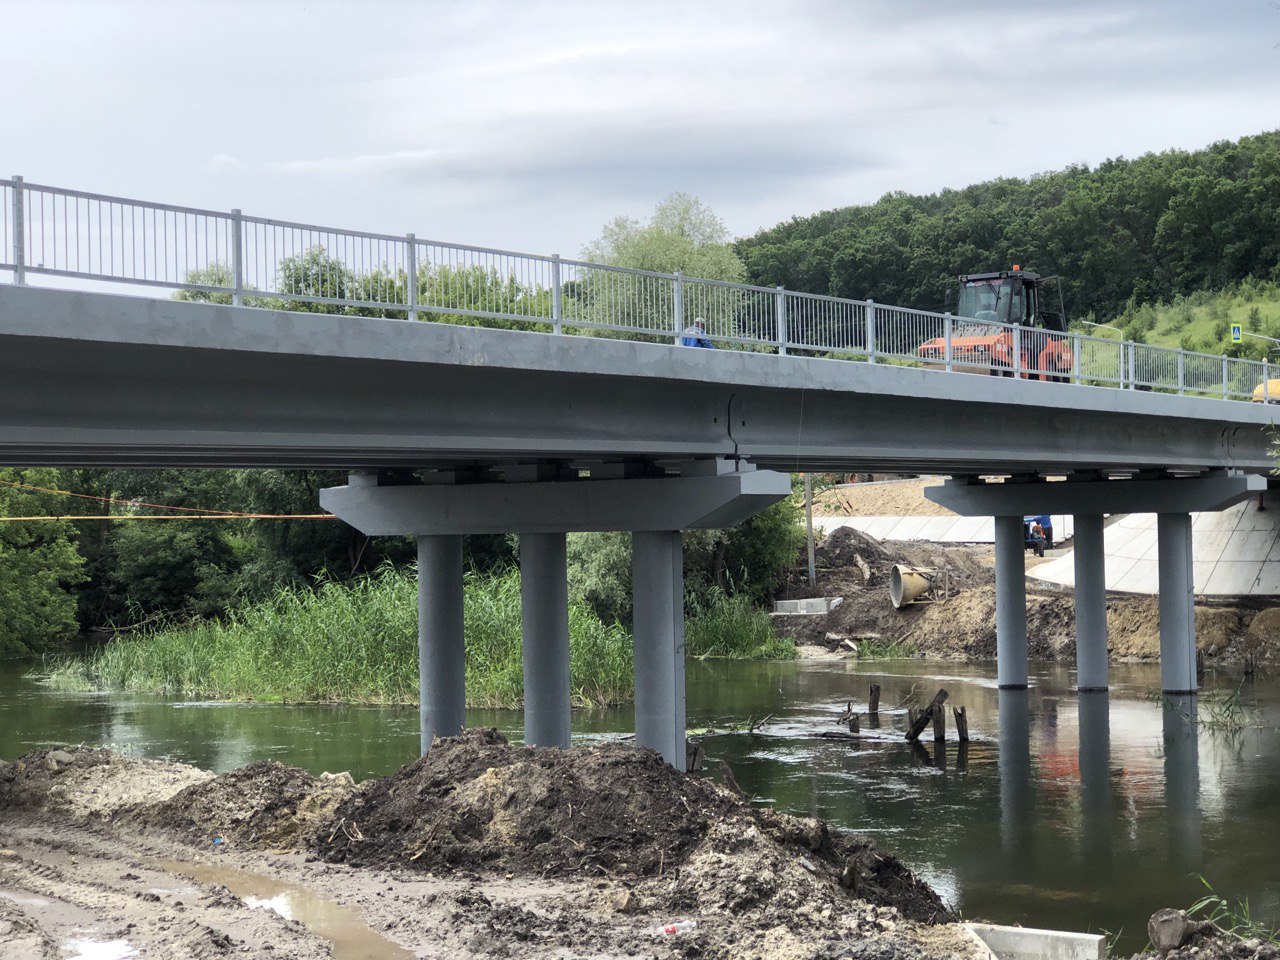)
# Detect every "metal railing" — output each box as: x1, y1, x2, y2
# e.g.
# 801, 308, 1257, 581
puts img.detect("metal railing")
2, 175, 1274, 404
